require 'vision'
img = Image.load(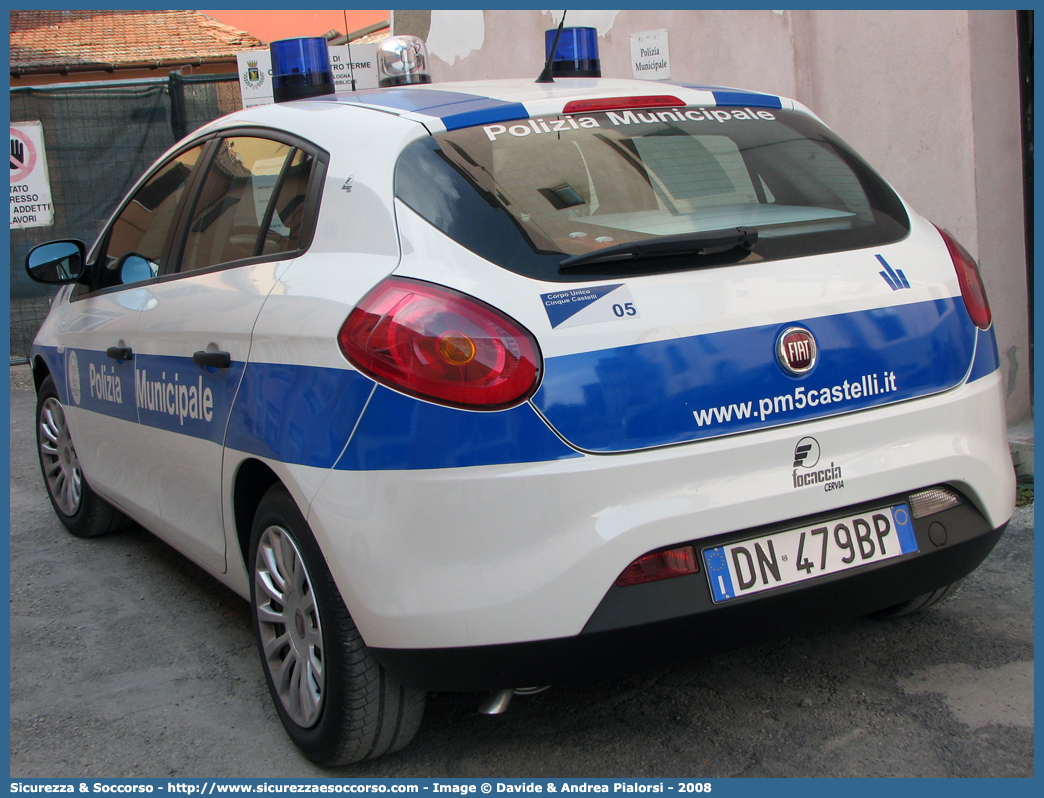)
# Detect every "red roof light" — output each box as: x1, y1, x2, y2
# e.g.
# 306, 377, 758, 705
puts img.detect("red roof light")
563, 95, 684, 115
